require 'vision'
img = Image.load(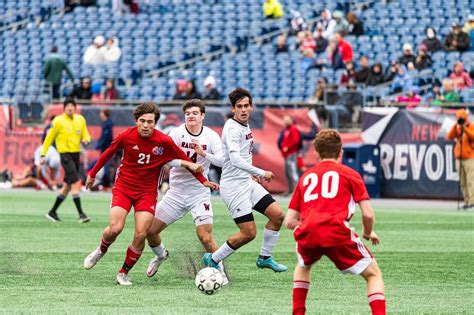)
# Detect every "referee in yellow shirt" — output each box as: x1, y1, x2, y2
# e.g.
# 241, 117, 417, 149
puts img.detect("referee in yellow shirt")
42, 98, 91, 223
